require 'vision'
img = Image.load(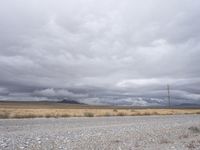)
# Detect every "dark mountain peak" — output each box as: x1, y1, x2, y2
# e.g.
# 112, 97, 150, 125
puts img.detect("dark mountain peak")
58, 99, 82, 104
